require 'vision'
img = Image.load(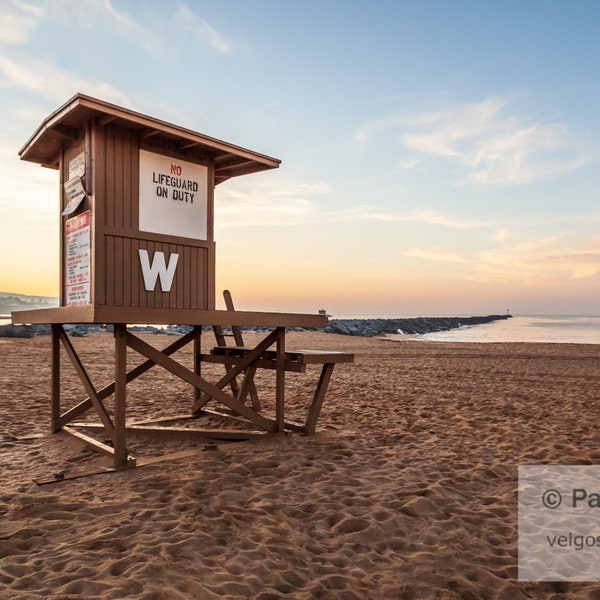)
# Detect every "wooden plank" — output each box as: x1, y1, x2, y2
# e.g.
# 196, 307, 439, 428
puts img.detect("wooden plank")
58, 328, 115, 436
115, 131, 125, 231
297, 351, 354, 365
207, 243, 215, 309
113, 324, 128, 466
34, 447, 223, 485
305, 363, 335, 435
190, 247, 198, 309
57, 399, 93, 428
115, 236, 124, 306
125, 331, 277, 432
194, 326, 202, 404
201, 353, 305, 373
275, 327, 285, 432
221, 290, 262, 407
12, 305, 327, 328
177, 242, 185, 309
223, 290, 244, 345
51, 325, 61, 433
131, 237, 140, 307
192, 328, 280, 412
12, 305, 95, 325
91, 123, 105, 306
106, 234, 115, 306
210, 347, 353, 365
183, 245, 191, 309
71, 423, 265, 441
102, 226, 214, 248
198, 407, 272, 428
61, 426, 136, 464
121, 236, 131, 306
